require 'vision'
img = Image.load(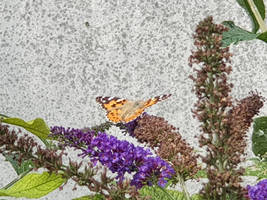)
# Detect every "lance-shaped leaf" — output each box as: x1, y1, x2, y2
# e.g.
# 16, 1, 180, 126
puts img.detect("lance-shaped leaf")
252, 116, 267, 158
2, 117, 50, 139
221, 21, 259, 47
236, 0, 265, 33
0, 172, 65, 198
